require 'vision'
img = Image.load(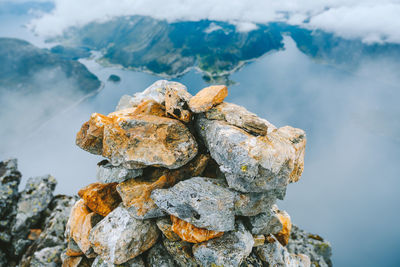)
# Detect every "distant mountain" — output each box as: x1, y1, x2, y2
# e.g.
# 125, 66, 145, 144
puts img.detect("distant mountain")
52, 16, 400, 83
